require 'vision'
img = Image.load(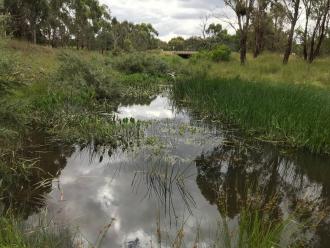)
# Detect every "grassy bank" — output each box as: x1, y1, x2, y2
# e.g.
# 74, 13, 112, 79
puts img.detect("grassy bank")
173, 76, 330, 154
191, 53, 330, 88
0, 39, 177, 148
